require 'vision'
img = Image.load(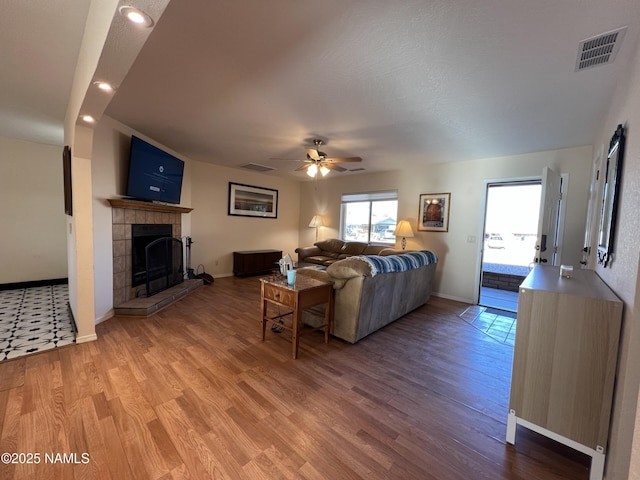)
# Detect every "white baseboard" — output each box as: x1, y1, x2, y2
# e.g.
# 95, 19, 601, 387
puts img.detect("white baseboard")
95, 309, 114, 325
76, 333, 98, 344
432, 291, 474, 304
213, 273, 234, 279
